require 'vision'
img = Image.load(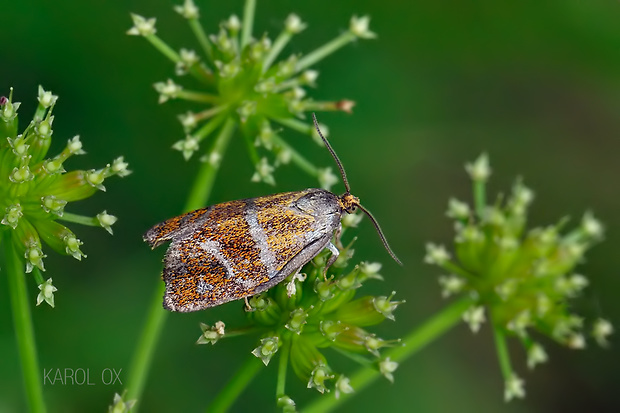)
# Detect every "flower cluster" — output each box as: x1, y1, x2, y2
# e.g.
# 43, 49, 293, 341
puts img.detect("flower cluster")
425, 154, 613, 401
0, 87, 130, 306
196, 218, 403, 407
128, 0, 374, 189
